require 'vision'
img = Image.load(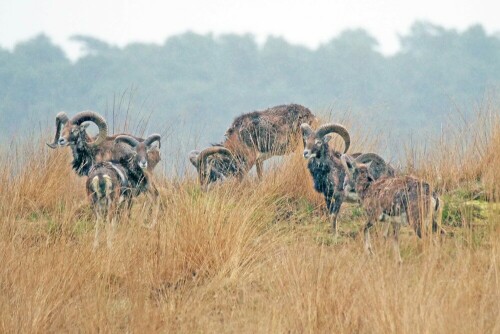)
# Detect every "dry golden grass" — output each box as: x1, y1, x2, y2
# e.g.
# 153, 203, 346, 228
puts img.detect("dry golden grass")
0, 108, 500, 333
